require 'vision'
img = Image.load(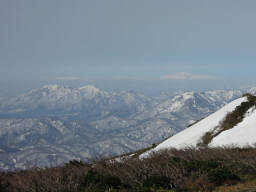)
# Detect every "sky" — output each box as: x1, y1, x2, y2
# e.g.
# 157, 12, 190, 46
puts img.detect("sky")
1, 0, 256, 94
